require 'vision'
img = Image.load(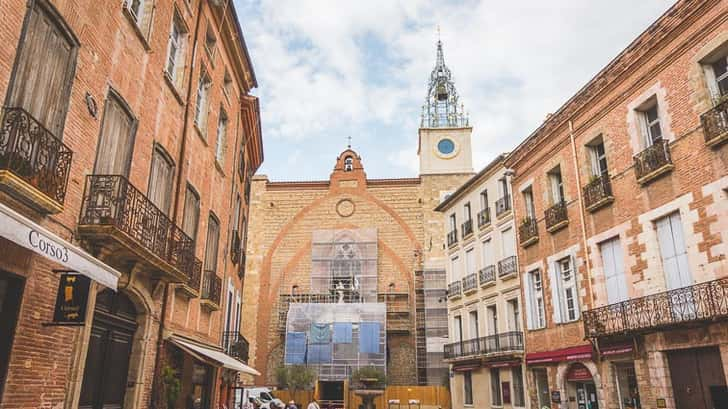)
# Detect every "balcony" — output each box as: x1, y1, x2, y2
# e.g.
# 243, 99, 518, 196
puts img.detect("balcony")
545, 201, 568, 233
583, 278, 728, 339
78, 175, 195, 283
495, 194, 511, 218
0, 107, 73, 213
175, 257, 202, 299
378, 292, 411, 333
462, 273, 478, 294
634, 139, 673, 185
583, 174, 614, 212
238, 252, 246, 279
447, 281, 462, 300
519, 217, 538, 247
201, 270, 222, 311
497, 256, 518, 279
230, 230, 241, 264
223, 331, 250, 363
447, 229, 458, 248
477, 208, 491, 228
700, 98, 728, 147
443, 331, 524, 361
461, 220, 473, 239
479, 265, 496, 287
